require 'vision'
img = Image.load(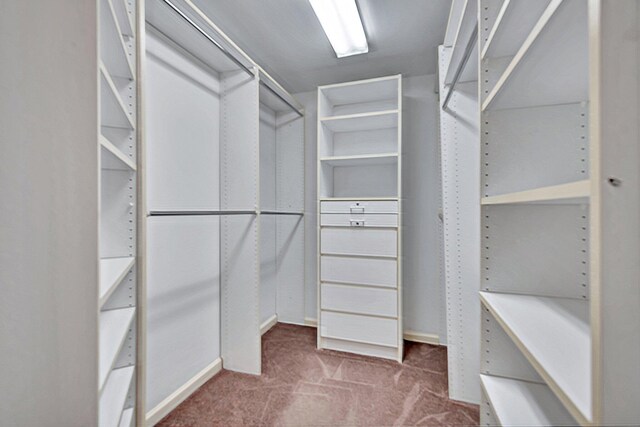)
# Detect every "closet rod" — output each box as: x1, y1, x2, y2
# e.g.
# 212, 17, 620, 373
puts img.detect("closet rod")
260, 211, 304, 216
259, 81, 303, 117
442, 24, 478, 111
148, 210, 257, 216
160, 0, 254, 77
